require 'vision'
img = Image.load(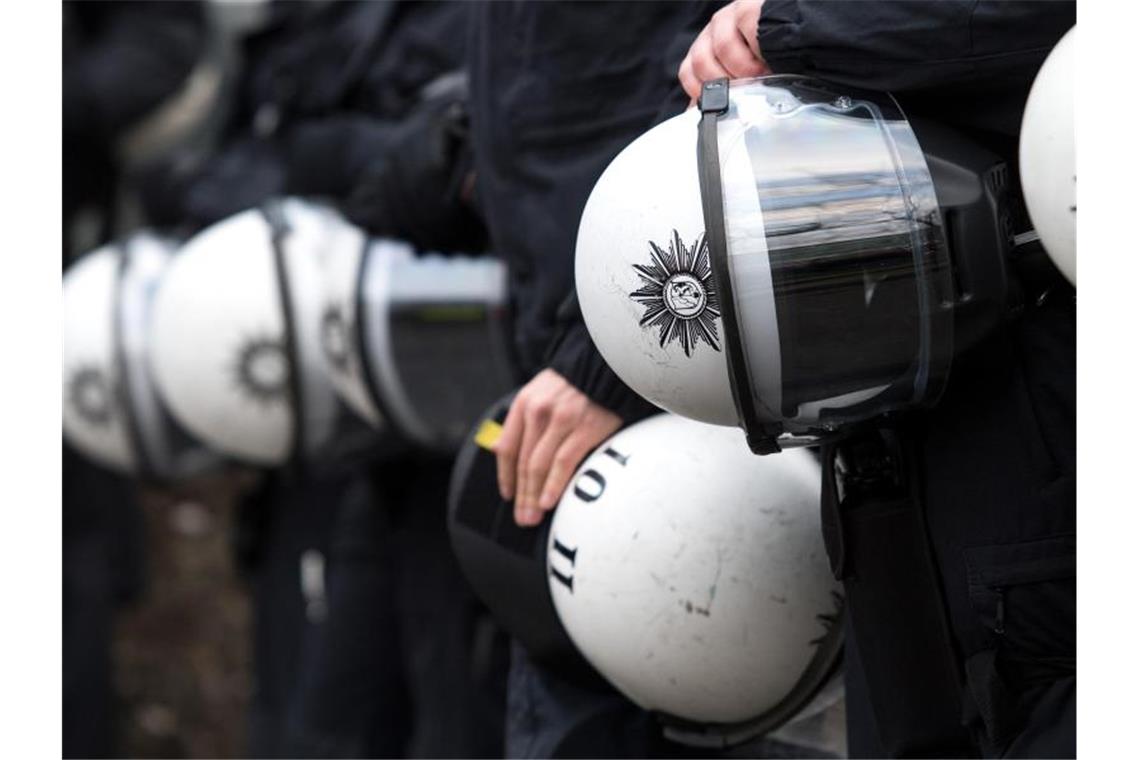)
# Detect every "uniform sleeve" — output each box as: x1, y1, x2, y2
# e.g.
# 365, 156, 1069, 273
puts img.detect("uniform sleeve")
756, 0, 1075, 93
545, 293, 661, 425
64, 1, 207, 143
285, 115, 398, 199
